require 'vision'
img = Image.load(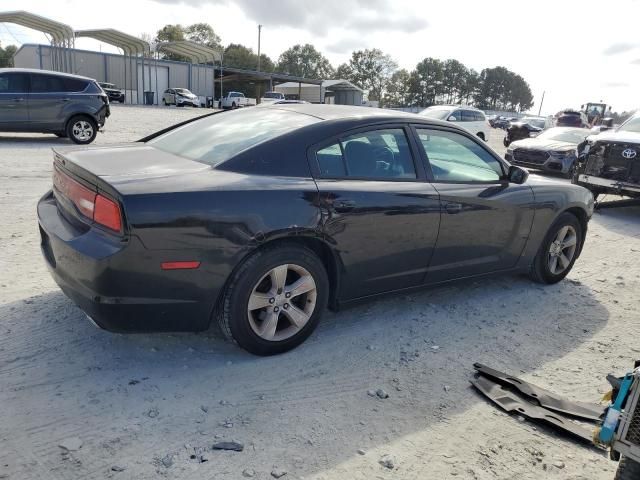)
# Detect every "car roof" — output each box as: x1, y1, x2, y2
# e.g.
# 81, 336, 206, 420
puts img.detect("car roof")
424, 105, 483, 112
265, 104, 431, 122
0, 67, 95, 81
